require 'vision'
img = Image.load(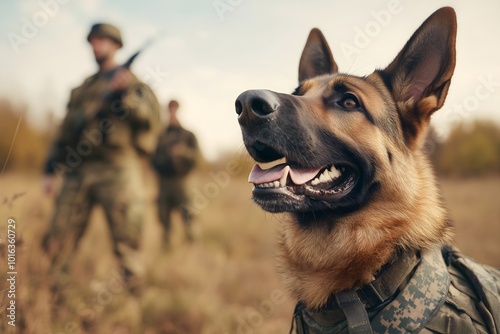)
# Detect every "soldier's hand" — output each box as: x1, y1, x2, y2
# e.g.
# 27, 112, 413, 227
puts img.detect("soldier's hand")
42, 175, 55, 195
109, 68, 133, 91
